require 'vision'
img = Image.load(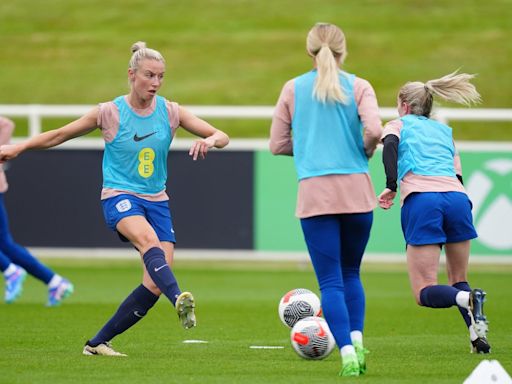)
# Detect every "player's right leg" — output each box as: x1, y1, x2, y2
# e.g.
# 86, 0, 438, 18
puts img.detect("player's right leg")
117, 211, 196, 329
142, 265, 196, 329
